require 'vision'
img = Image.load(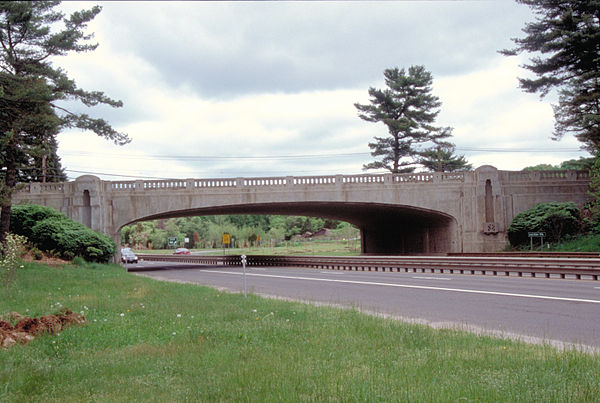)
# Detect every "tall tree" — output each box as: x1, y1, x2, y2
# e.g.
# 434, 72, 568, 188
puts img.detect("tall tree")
0, 1, 129, 241
417, 126, 472, 172
501, 1, 600, 152
355, 65, 442, 173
